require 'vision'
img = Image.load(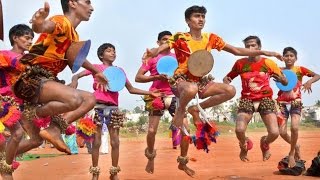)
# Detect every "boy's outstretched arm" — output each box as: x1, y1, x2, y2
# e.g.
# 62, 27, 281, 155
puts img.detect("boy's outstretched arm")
265, 59, 288, 85
69, 71, 88, 89
302, 73, 320, 93
125, 81, 161, 97
143, 43, 170, 62
30, 2, 55, 33
222, 44, 283, 61
223, 62, 240, 84
81, 60, 108, 90
135, 67, 167, 83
